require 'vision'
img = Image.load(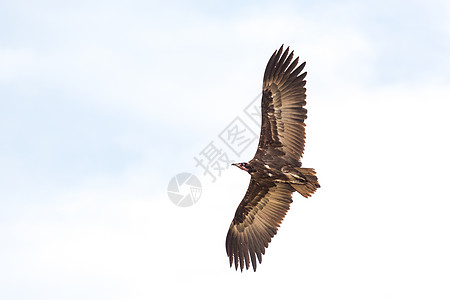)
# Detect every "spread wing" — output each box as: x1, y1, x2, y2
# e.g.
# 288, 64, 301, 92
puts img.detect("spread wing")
255, 45, 308, 165
226, 179, 295, 271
